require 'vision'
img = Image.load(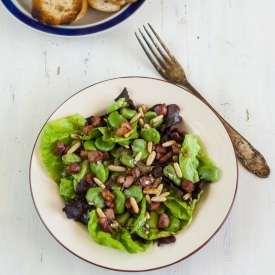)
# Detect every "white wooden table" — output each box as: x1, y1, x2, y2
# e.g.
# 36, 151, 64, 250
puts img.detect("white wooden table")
1, 0, 275, 274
